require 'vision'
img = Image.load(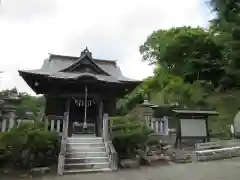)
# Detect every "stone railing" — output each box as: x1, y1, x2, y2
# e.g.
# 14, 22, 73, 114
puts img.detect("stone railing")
143, 115, 169, 135
103, 113, 118, 171
57, 112, 69, 176
195, 142, 221, 150
108, 141, 118, 170
195, 146, 240, 161
194, 141, 240, 161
